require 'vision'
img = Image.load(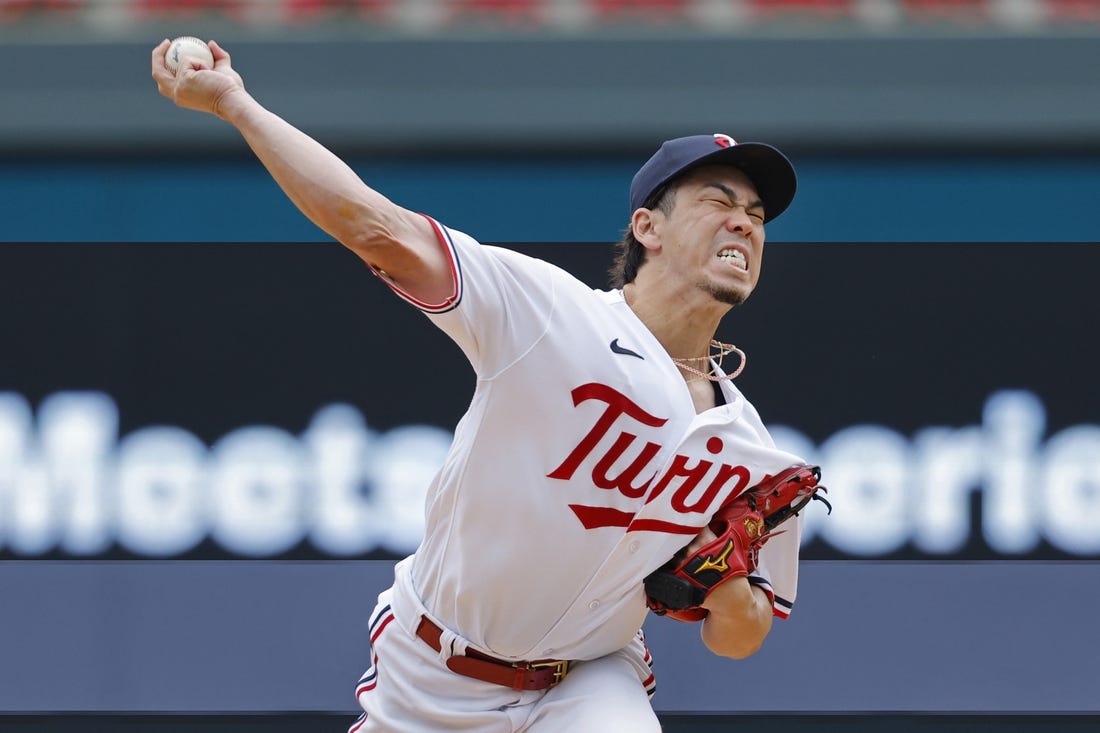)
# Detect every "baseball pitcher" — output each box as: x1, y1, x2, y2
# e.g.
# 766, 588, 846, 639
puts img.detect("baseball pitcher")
152, 40, 828, 732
